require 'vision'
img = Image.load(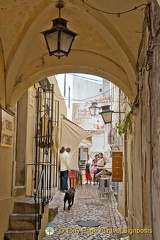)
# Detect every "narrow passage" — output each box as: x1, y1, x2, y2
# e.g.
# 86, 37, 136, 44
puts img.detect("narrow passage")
43, 184, 130, 240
